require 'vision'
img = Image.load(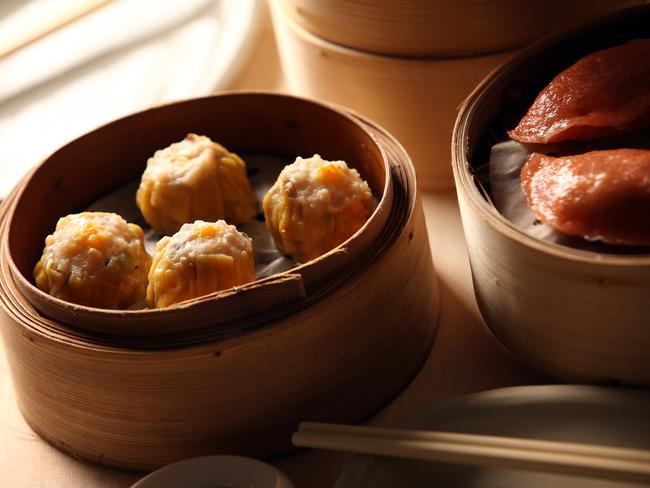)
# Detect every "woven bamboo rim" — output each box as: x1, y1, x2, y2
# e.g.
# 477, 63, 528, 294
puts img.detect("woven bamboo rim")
278, 0, 629, 58
3, 92, 398, 336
